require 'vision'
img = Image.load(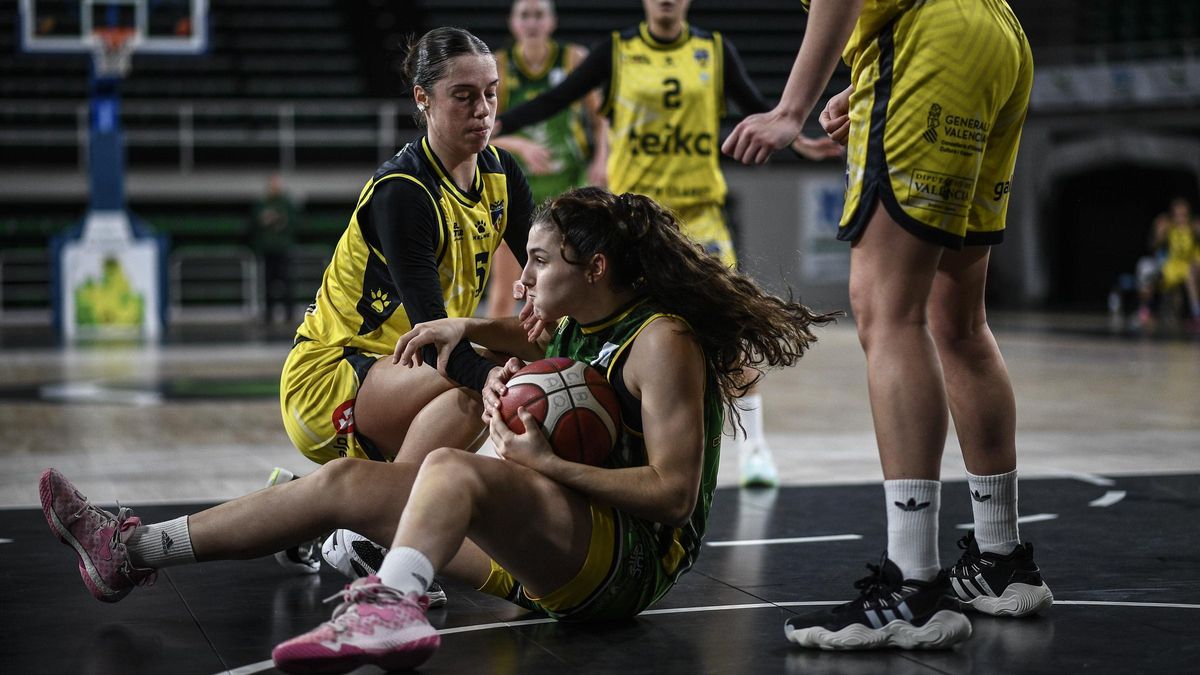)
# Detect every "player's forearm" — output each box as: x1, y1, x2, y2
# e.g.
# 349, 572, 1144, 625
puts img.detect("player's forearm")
775, 0, 863, 124
540, 460, 697, 527
462, 316, 544, 362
